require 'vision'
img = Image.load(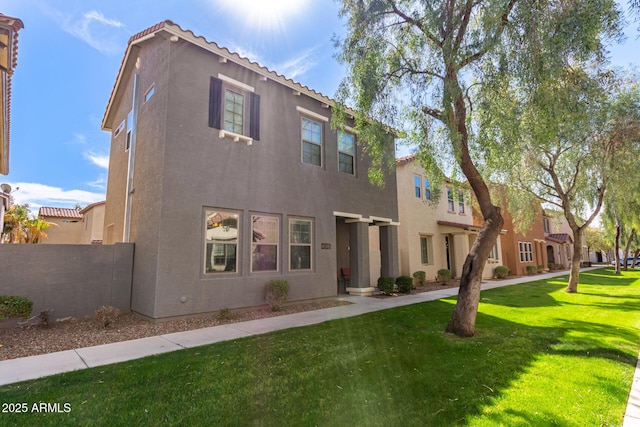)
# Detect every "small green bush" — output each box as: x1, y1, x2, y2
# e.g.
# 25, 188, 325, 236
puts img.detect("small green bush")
0, 295, 33, 322
377, 276, 395, 294
95, 305, 120, 328
396, 276, 413, 293
526, 265, 538, 275
265, 280, 290, 311
494, 266, 510, 279
436, 269, 452, 285
537, 265, 545, 273
412, 271, 426, 286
